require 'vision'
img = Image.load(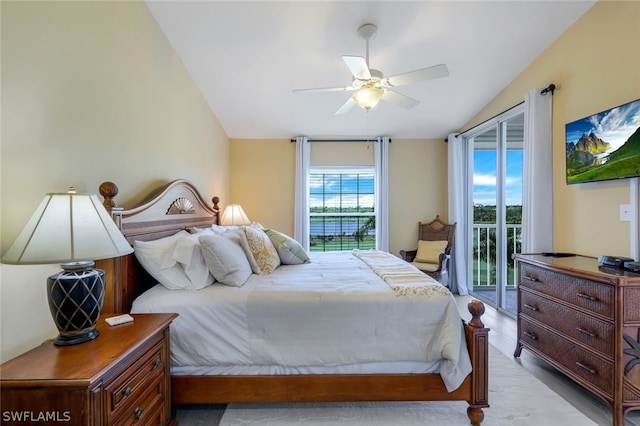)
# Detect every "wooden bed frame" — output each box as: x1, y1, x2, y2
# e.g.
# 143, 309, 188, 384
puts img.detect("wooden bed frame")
95, 179, 490, 425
